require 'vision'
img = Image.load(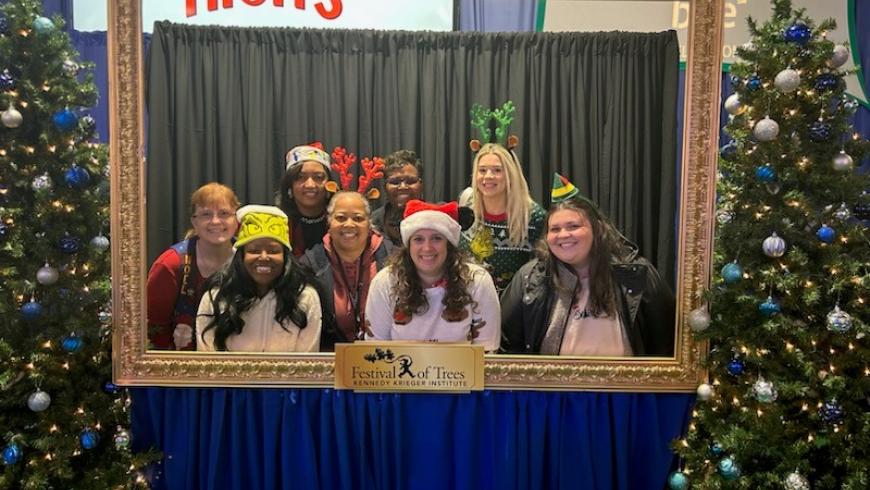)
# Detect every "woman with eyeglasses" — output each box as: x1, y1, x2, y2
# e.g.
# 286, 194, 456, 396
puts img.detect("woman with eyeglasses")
460, 143, 545, 293
147, 182, 240, 350
370, 149, 423, 248
300, 191, 393, 350
278, 143, 333, 257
